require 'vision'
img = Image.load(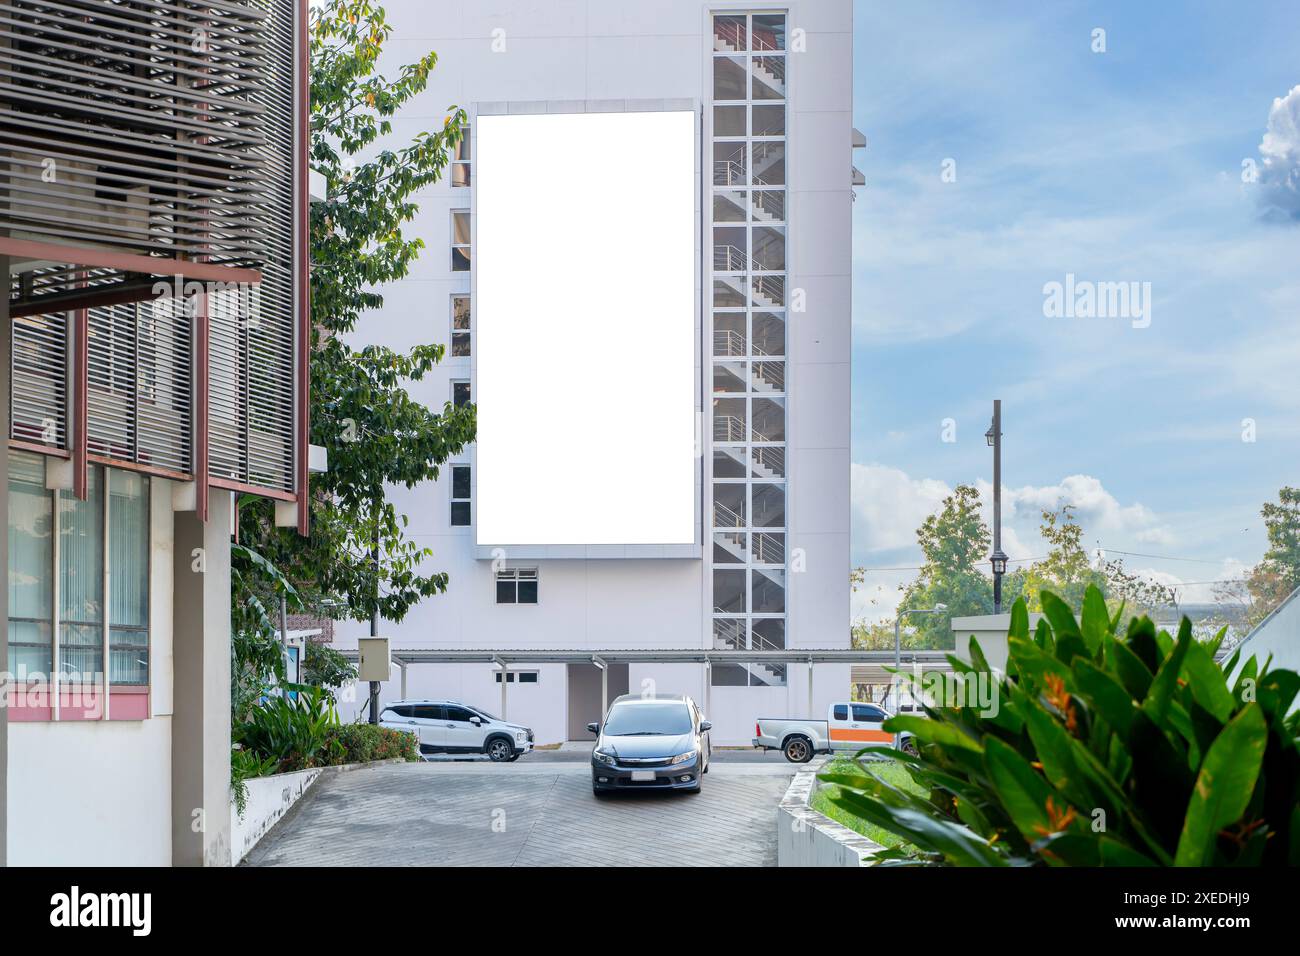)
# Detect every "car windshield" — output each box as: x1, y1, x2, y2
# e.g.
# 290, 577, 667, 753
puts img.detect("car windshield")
472, 708, 499, 721
602, 702, 692, 736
